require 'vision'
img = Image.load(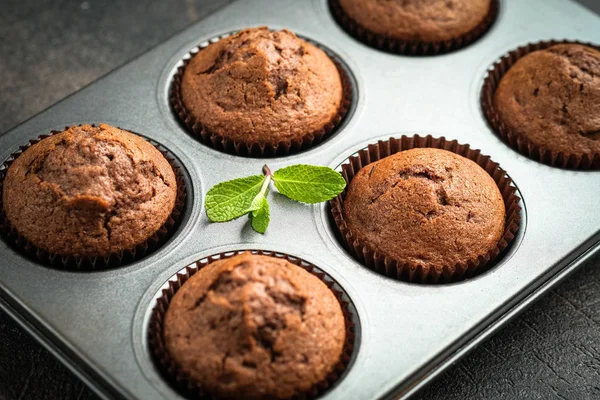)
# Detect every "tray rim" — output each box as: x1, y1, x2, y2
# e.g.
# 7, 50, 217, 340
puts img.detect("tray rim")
1, 0, 600, 399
